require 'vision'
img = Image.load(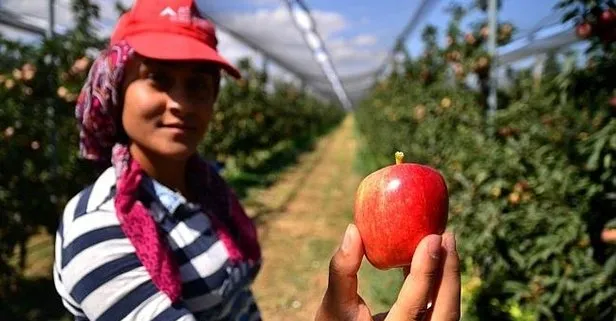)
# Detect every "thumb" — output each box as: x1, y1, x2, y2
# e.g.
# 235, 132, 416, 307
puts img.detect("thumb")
323, 224, 364, 310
